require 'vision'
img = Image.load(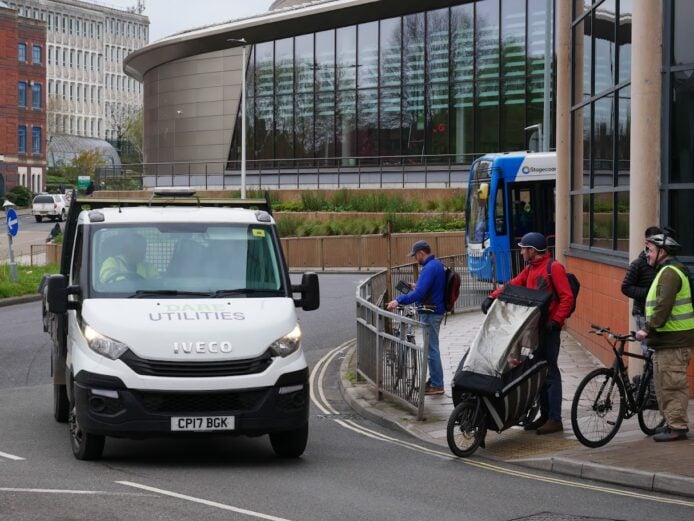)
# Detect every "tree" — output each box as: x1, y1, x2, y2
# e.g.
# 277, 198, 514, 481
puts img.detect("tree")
57, 150, 105, 185
123, 109, 144, 163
